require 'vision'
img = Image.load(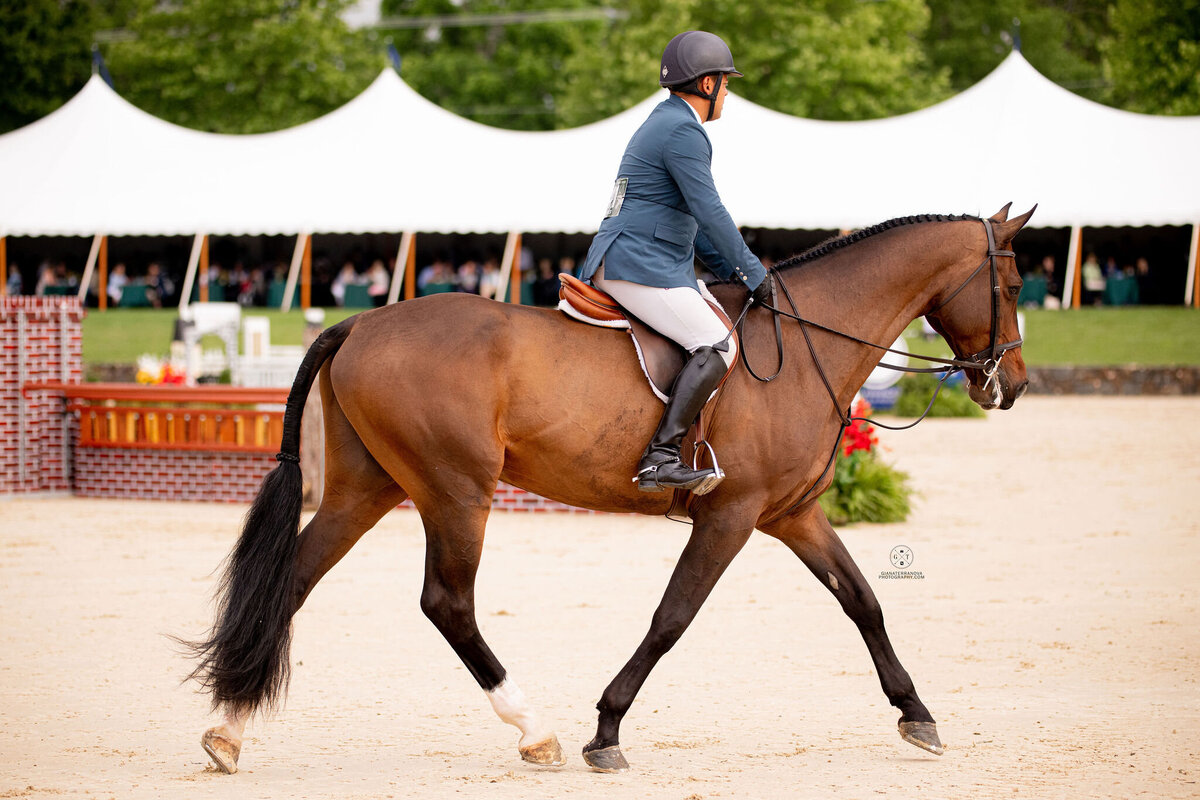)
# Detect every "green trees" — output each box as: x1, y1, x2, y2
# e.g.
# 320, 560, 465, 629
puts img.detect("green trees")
1104, 0, 1200, 115
924, 0, 1109, 103
106, 0, 379, 133
559, 0, 950, 125
381, 0, 609, 130
0, 0, 120, 131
